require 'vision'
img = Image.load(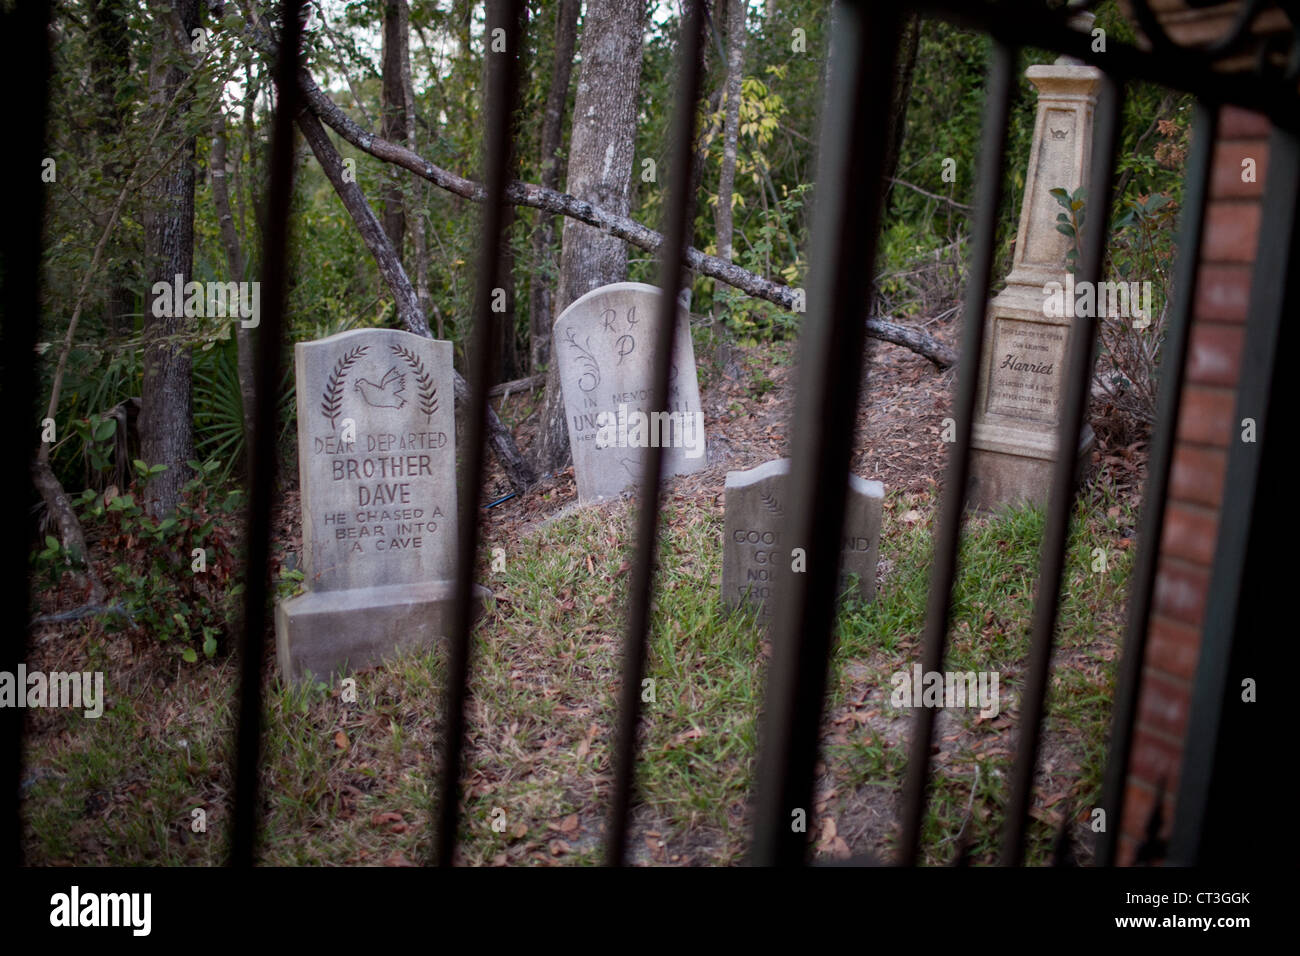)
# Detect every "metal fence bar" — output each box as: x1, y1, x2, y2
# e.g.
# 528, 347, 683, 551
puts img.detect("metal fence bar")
1095, 99, 1218, 867
749, 0, 901, 867
605, 0, 705, 867
999, 73, 1124, 866
1170, 117, 1298, 865
897, 37, 1017, 867
435, 0, 525, 868
229, 0, 305, 868
1, 0, 52, 870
